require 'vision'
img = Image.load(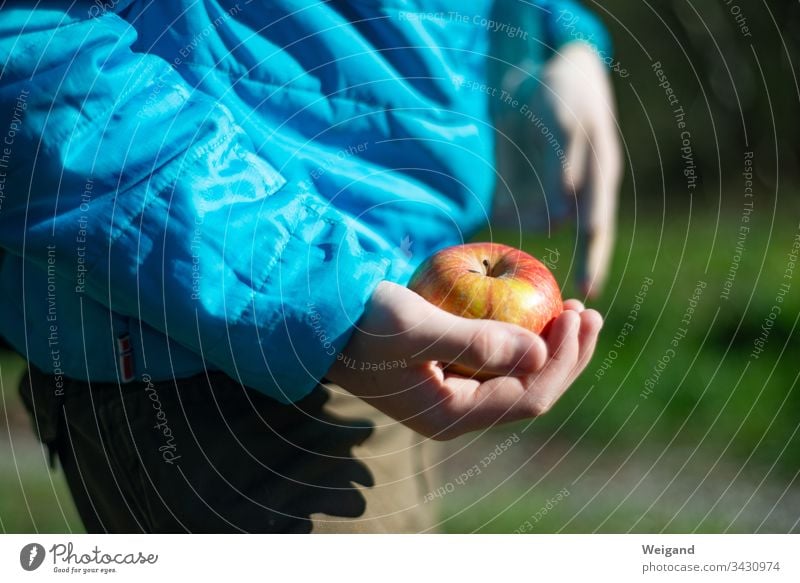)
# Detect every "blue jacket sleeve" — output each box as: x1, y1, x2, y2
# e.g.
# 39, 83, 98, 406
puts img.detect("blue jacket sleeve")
0, 8, 391, 403
487, 0, 613, 108
538, 0, 612, 59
